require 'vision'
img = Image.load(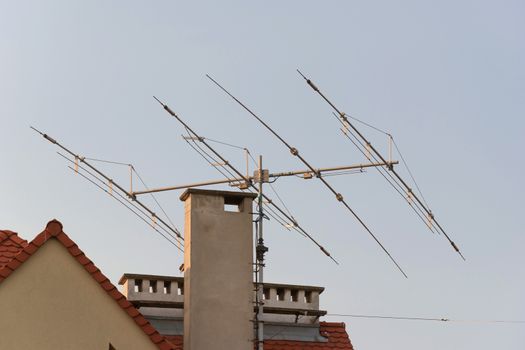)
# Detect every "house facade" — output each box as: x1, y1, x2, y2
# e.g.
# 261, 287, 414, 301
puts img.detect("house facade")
0, 220, 173, 350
